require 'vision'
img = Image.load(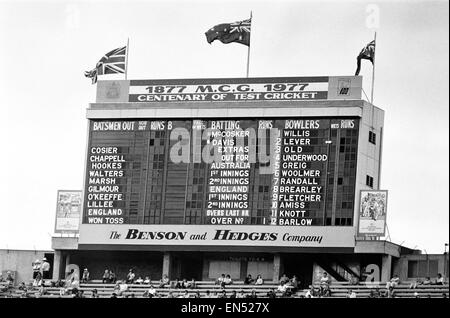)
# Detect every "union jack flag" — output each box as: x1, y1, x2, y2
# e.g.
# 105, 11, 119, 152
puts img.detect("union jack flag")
205, 18, 251, 46
355, 40, 375, 75
85, 46, 127, 84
